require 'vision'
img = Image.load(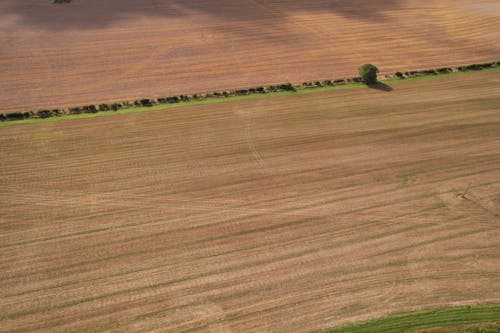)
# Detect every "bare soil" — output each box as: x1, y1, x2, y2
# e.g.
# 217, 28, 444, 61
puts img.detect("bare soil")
1, 72, 499, 332
0, 0, 499, 112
